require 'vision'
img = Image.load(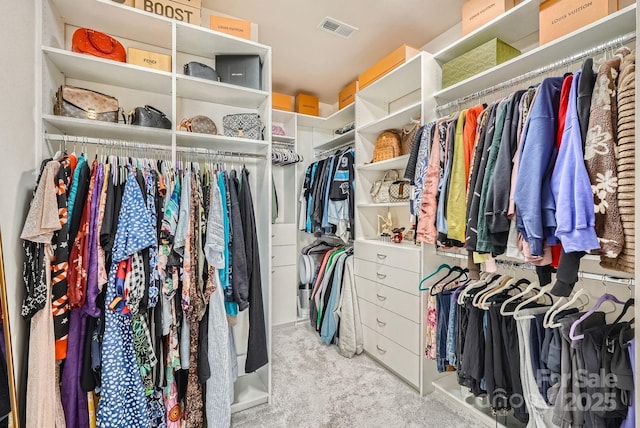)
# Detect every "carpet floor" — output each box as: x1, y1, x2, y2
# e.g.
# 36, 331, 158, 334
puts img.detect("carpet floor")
231, 323, 477, 428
